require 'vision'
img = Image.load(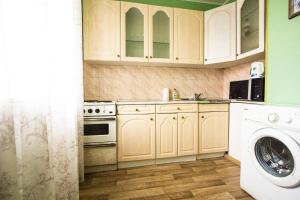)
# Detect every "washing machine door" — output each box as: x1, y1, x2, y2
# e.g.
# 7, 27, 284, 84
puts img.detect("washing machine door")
249, 128, 300, 188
